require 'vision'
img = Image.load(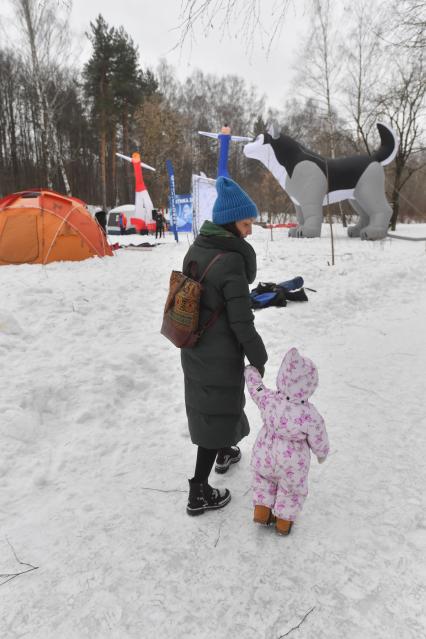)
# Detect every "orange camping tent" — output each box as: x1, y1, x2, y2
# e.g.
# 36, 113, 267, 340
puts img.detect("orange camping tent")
0, 190, 113, 265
